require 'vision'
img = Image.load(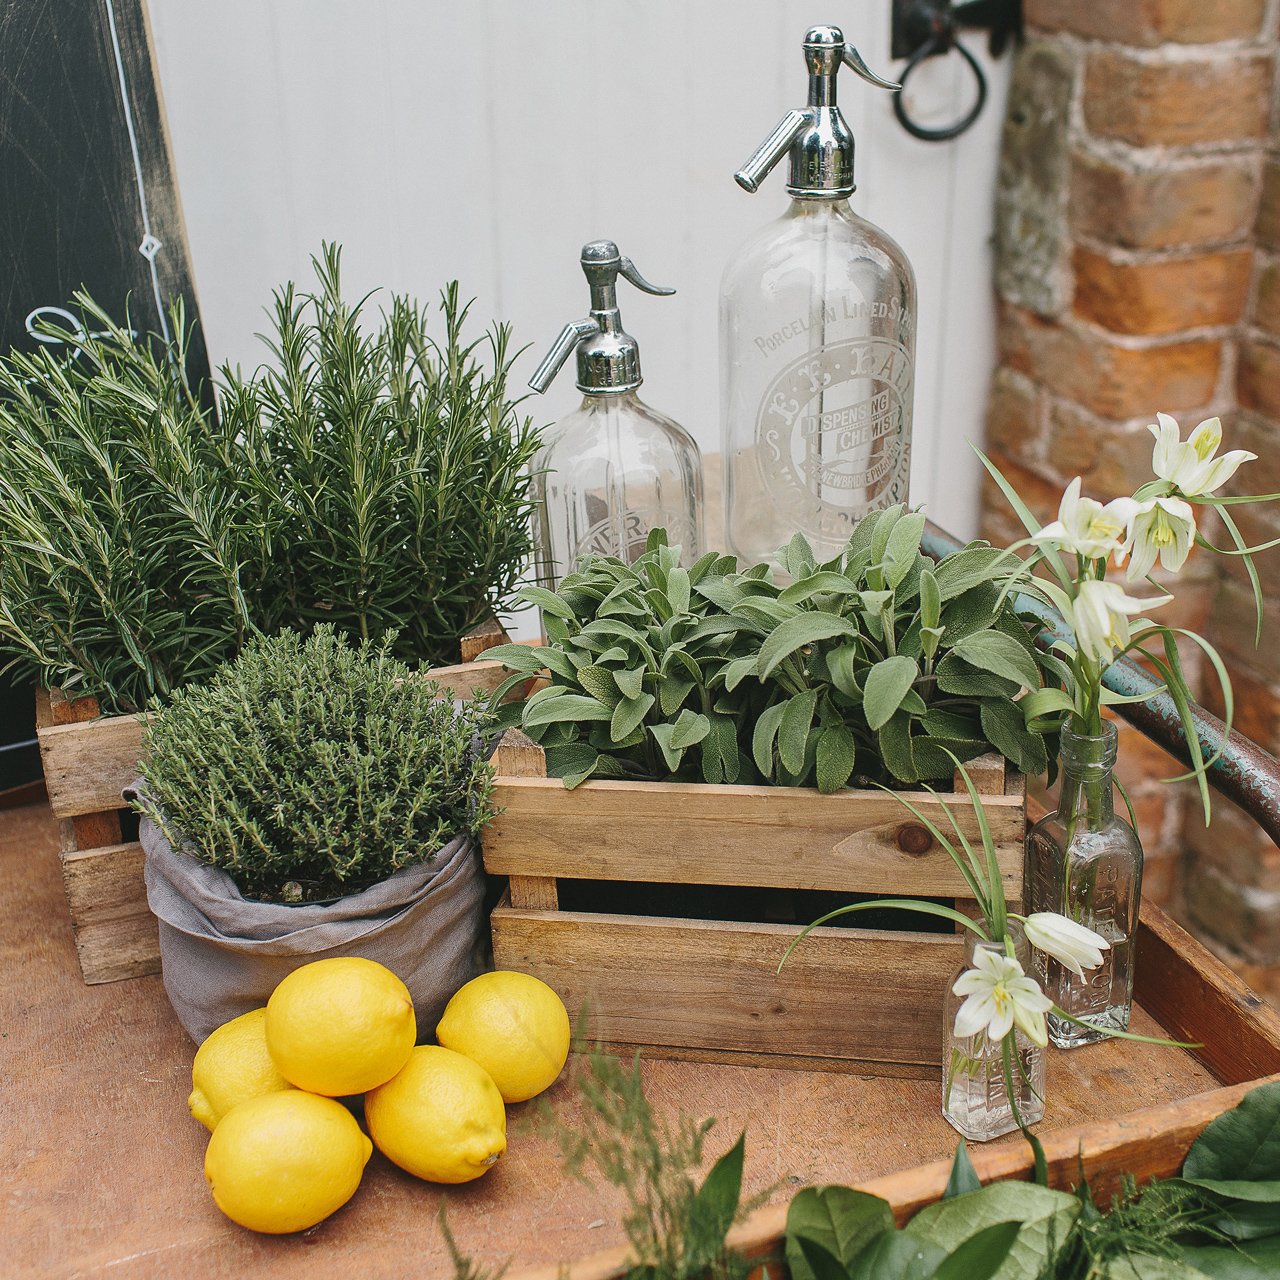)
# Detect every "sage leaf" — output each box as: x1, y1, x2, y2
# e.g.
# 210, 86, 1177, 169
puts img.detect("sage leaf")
614, 667, 645, 700
864, 655, 919, 731
517, 584, 576, 619
722, 655, 758, 693
878, 711, 919, 784
980, 698, 1048, 775
935, 652, 1019, 699
778, 689, 819, 774
752, 701, 788, 775
849, 1230, 946, 1280
826, 642, 863, 701
758, 613, 859, 678
577, 664, 621, 707
648, 722, 685, 773
816, 725, 856, 793
670, 709, 711, 750
667, 566, 691, 617
659, 676, 695, 716
524, 694, 613, 727
779, 571, 863, 605
953, 630, 1040, 691
611, 692, 654, 742
933, 545, 1015, 601
884, 511, 927, 588
919, 568, 941, 631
